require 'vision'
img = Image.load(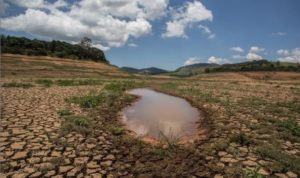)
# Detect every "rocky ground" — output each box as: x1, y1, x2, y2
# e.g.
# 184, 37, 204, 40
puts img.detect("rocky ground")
1, 78, 300, 178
